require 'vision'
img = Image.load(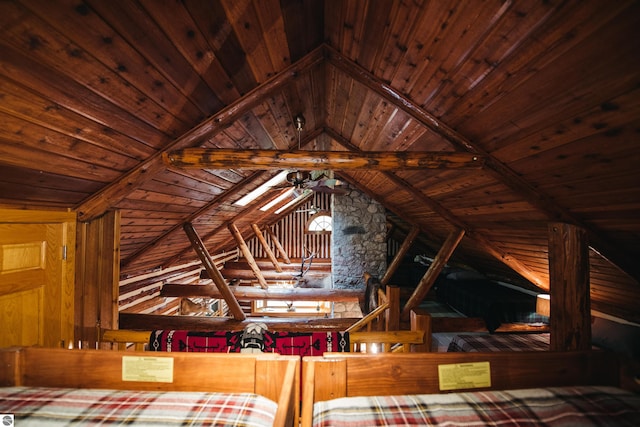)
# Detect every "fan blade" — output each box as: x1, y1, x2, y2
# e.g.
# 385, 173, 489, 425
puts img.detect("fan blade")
311, 185, 348, 194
